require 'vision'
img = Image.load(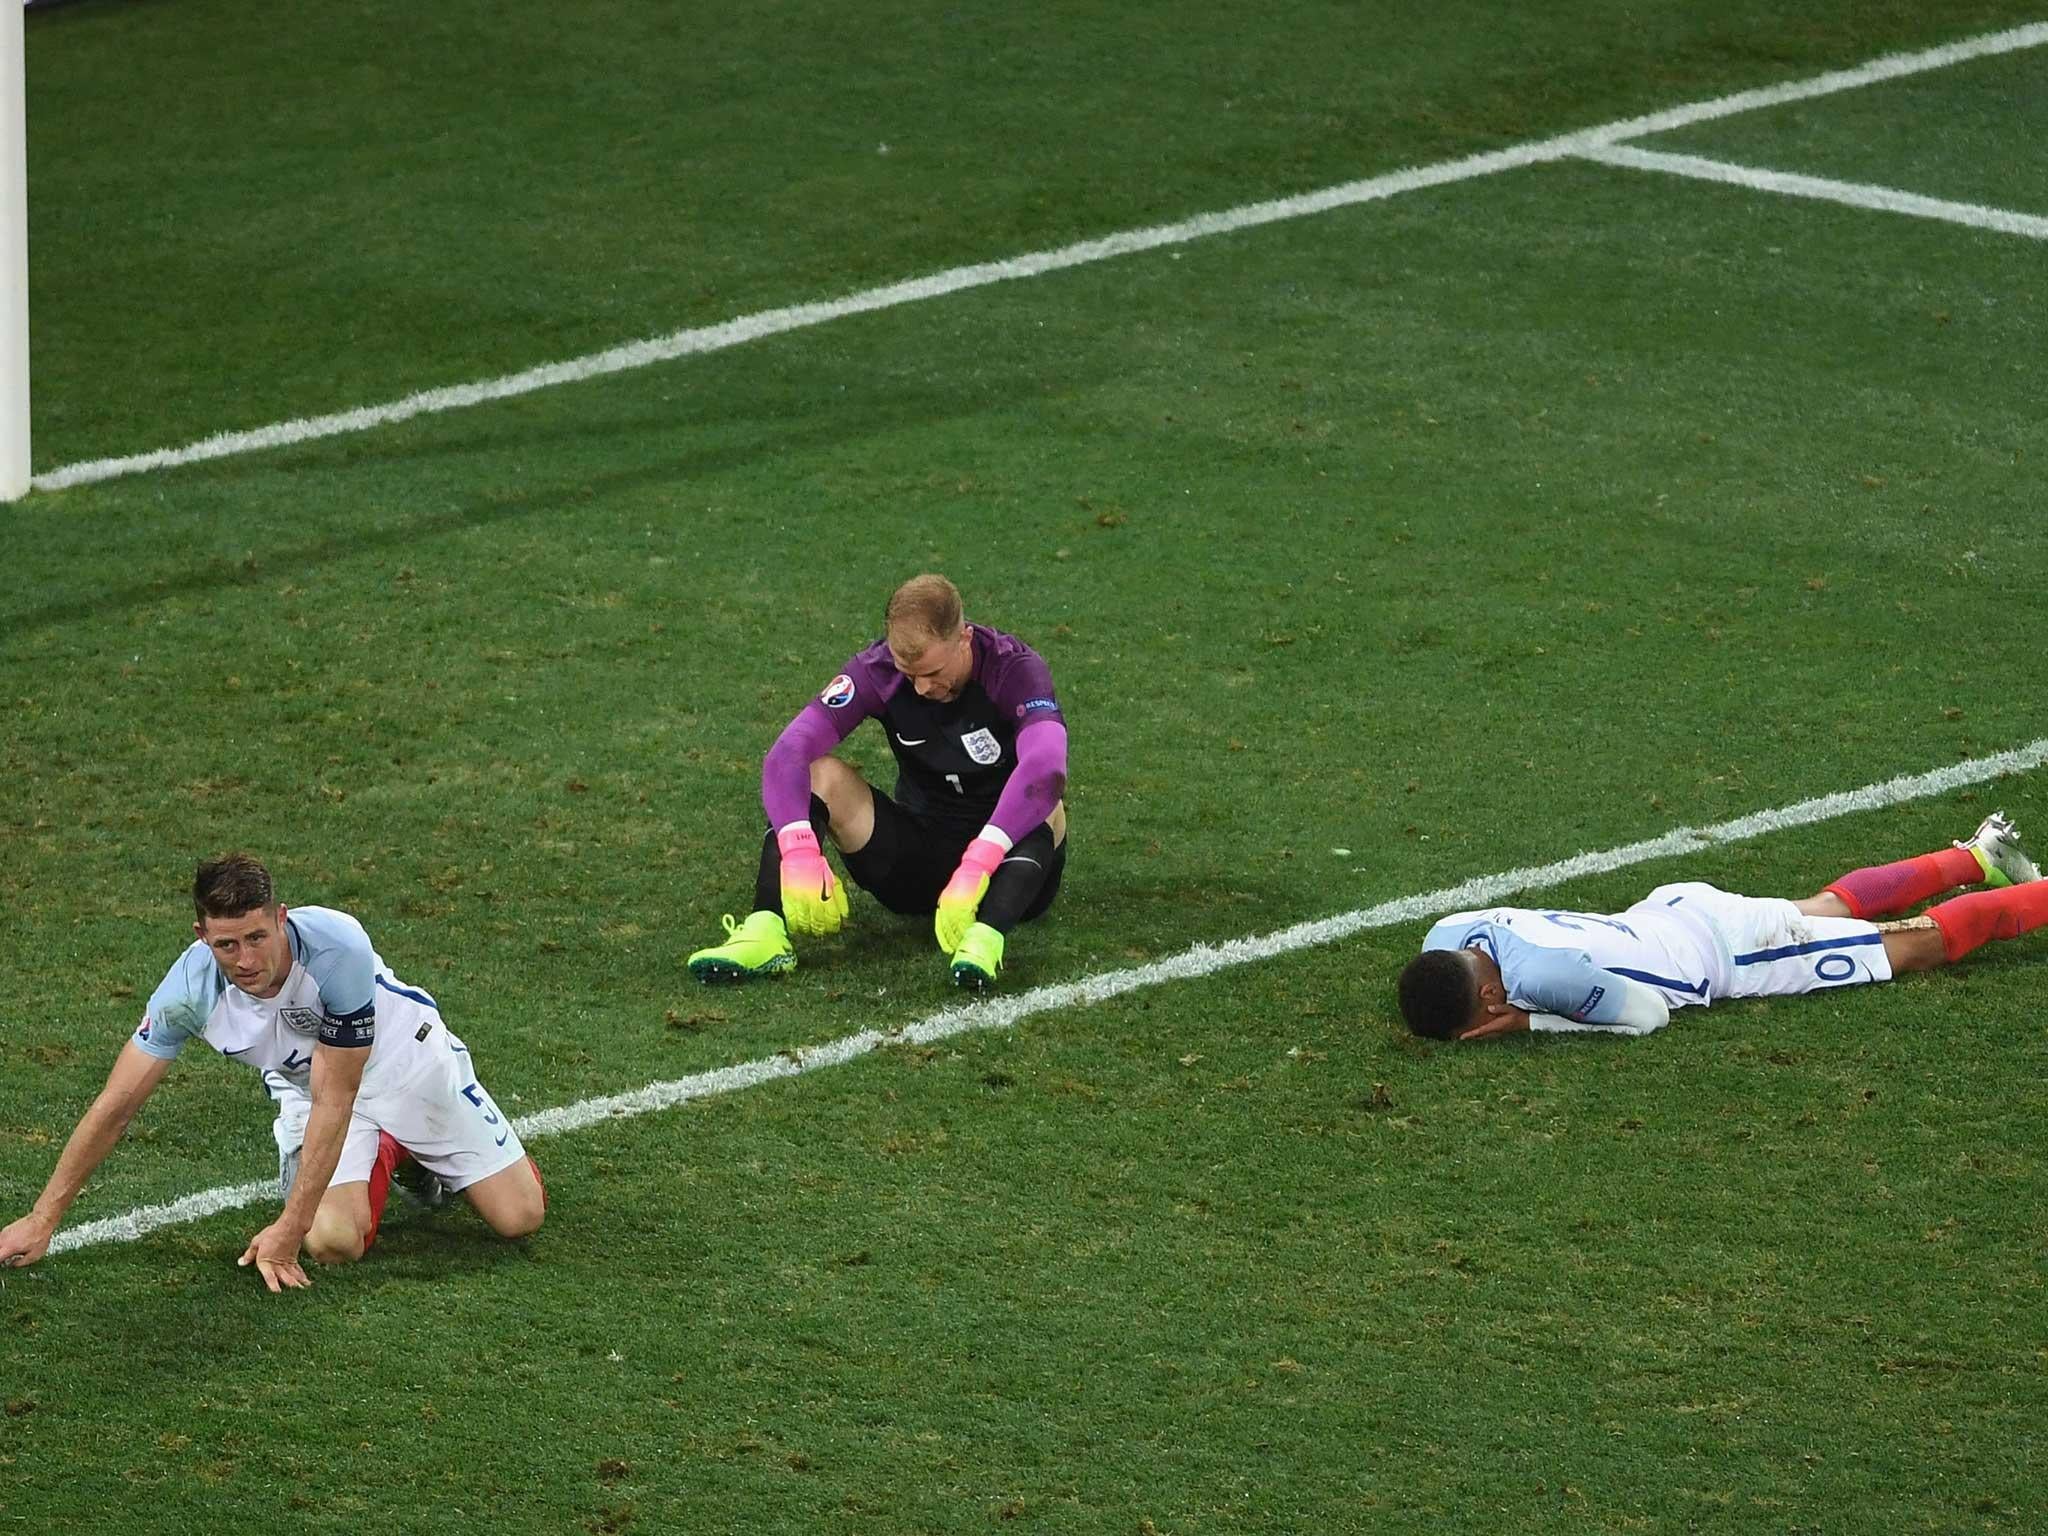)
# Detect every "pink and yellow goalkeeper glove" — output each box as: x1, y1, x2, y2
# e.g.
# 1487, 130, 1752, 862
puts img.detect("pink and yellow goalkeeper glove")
935, 835, 1006, 954
778, 825, 847, 937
